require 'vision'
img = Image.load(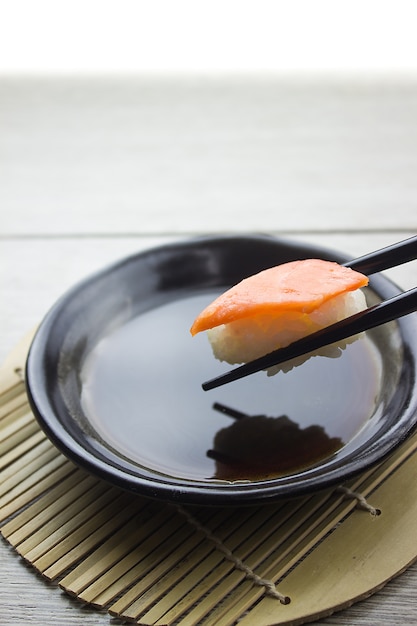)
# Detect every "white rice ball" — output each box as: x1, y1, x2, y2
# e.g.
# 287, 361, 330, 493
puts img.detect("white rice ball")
206, 289, 367, 372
